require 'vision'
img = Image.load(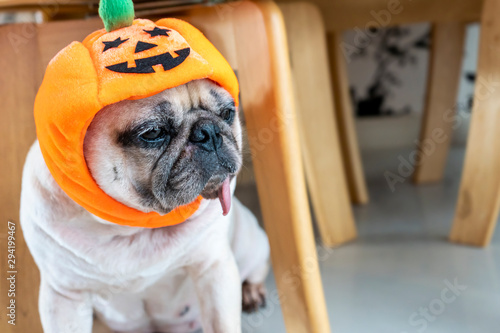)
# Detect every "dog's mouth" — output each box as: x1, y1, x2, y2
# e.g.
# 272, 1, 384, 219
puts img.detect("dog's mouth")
200, 176, 232, 216
150, 145, 240, 216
